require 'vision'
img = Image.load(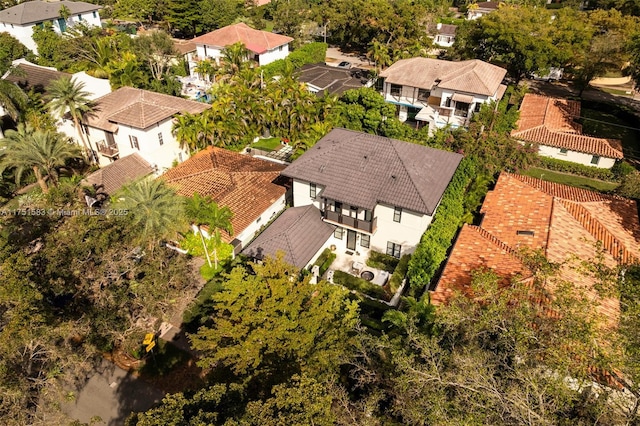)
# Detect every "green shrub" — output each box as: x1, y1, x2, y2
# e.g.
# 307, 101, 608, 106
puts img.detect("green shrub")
366, 251, 399, 272
612, 161, 636, 180
314, 248, 336, 276
389, 254, 411, 294
407, 157, 475, 298
260, 42, 328, 78
537, 157, 615, 181
333, 270, 390, 301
